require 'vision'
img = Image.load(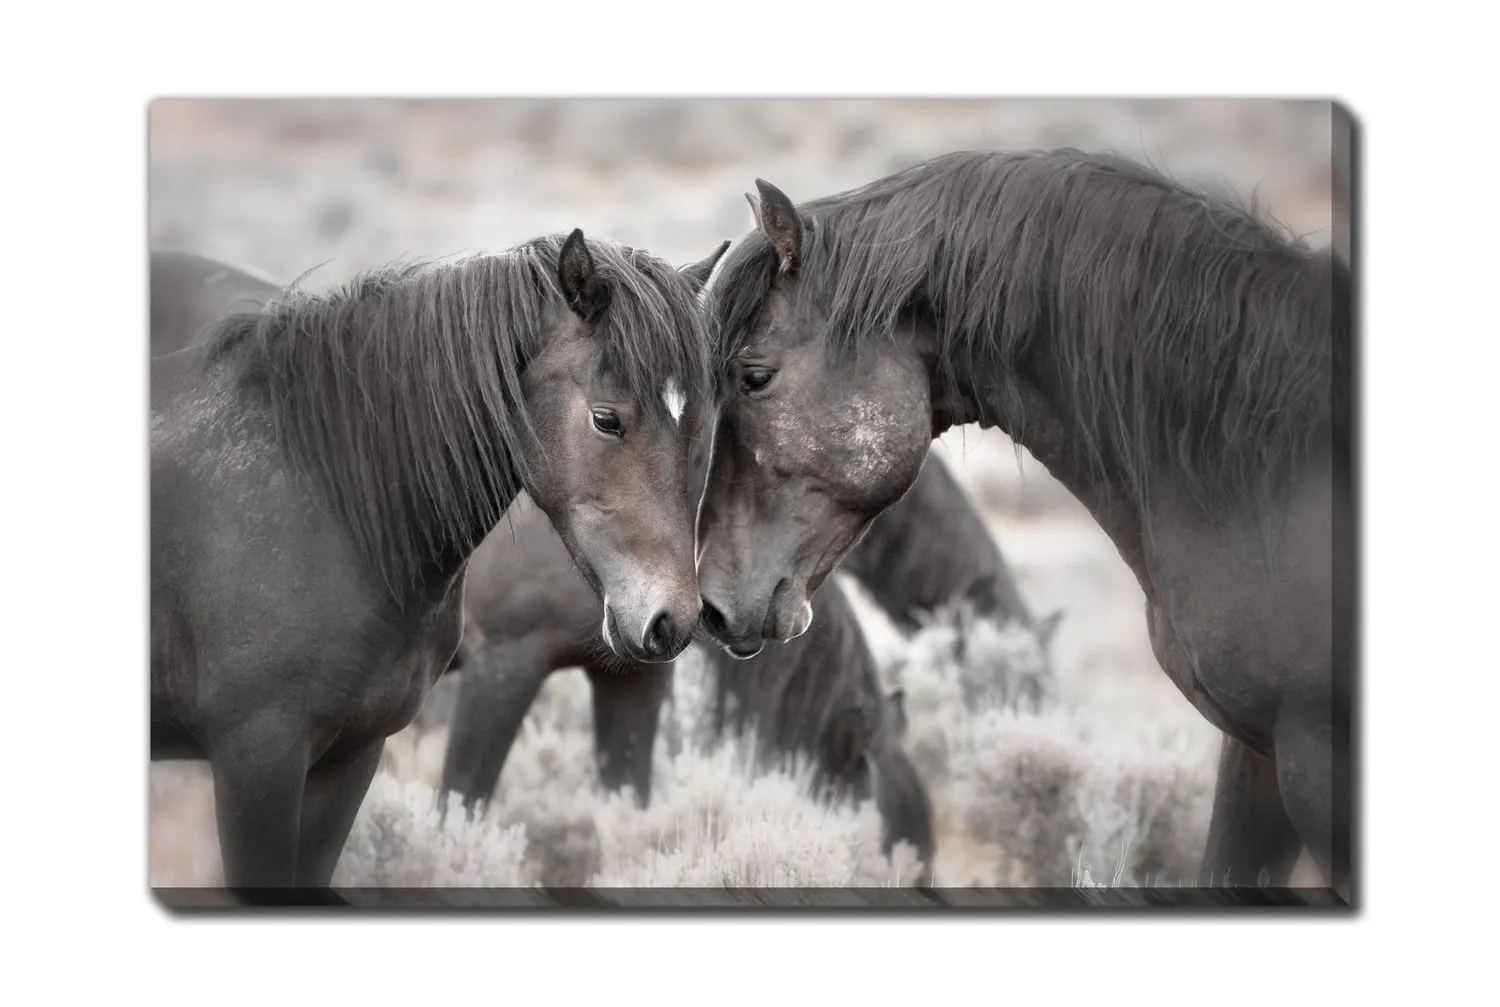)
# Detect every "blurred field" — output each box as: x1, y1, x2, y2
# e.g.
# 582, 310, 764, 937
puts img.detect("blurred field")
147, 99, 1334, 890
